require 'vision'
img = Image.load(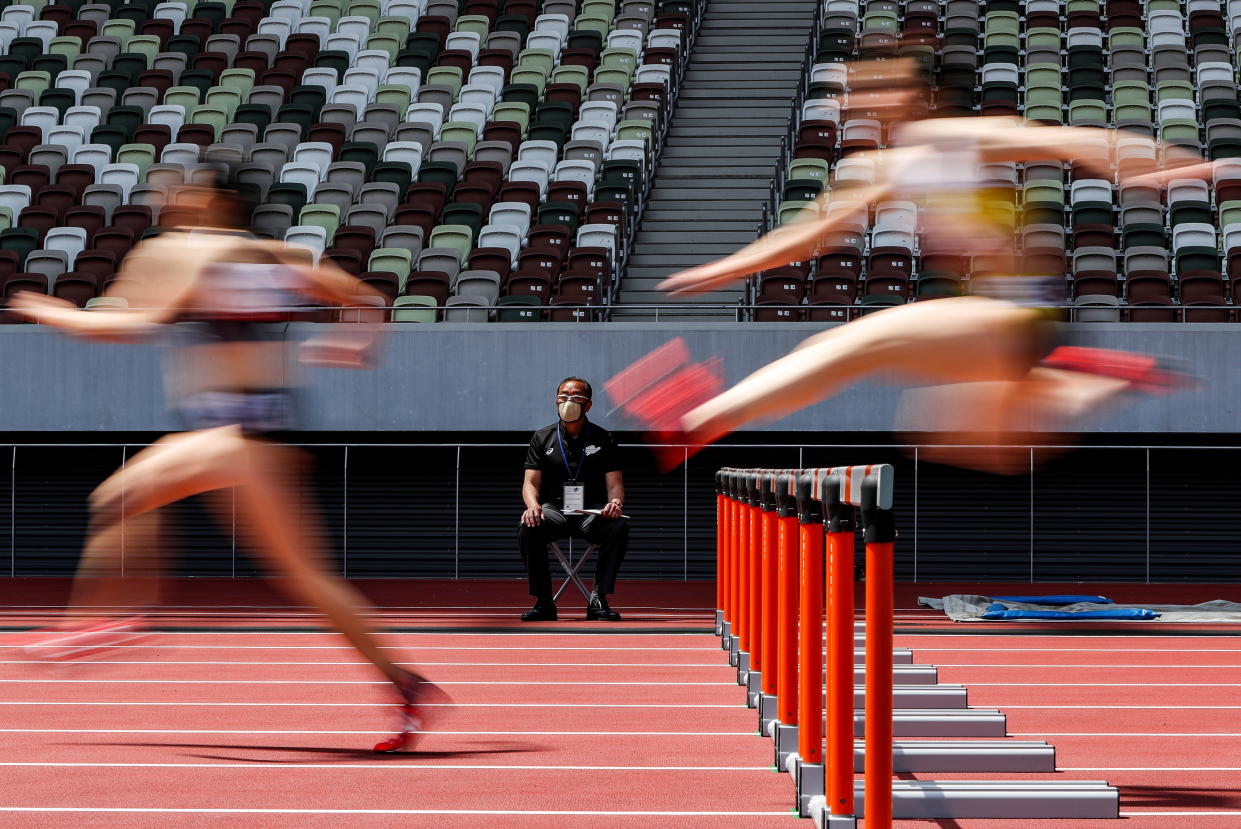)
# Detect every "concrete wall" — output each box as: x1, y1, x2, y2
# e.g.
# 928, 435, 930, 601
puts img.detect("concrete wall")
0, 322, 1237, 432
